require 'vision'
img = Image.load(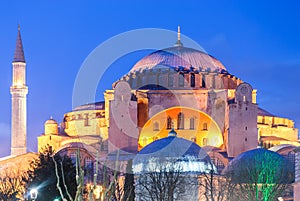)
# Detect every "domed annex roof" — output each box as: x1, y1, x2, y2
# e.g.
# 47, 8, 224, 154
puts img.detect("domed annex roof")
223, 148, 294, 184
133, 129, 214, 173
130, 46, 226, 73
44, 117, 58, 125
